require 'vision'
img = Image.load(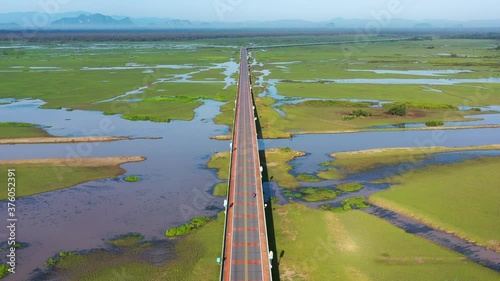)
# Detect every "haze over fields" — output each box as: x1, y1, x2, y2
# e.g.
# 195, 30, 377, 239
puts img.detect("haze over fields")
1, 0, 500, 29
